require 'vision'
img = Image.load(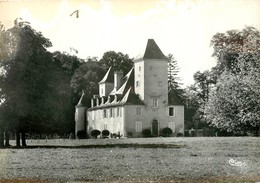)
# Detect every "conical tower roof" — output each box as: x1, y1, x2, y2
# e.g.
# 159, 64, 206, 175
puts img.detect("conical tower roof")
134, 39, 168, 61
76, 91, 87, 107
